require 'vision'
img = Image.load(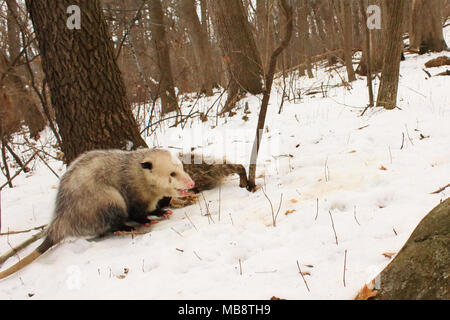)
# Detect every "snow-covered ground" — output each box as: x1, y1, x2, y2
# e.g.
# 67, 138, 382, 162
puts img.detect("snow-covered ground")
1, 29, 449, 299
